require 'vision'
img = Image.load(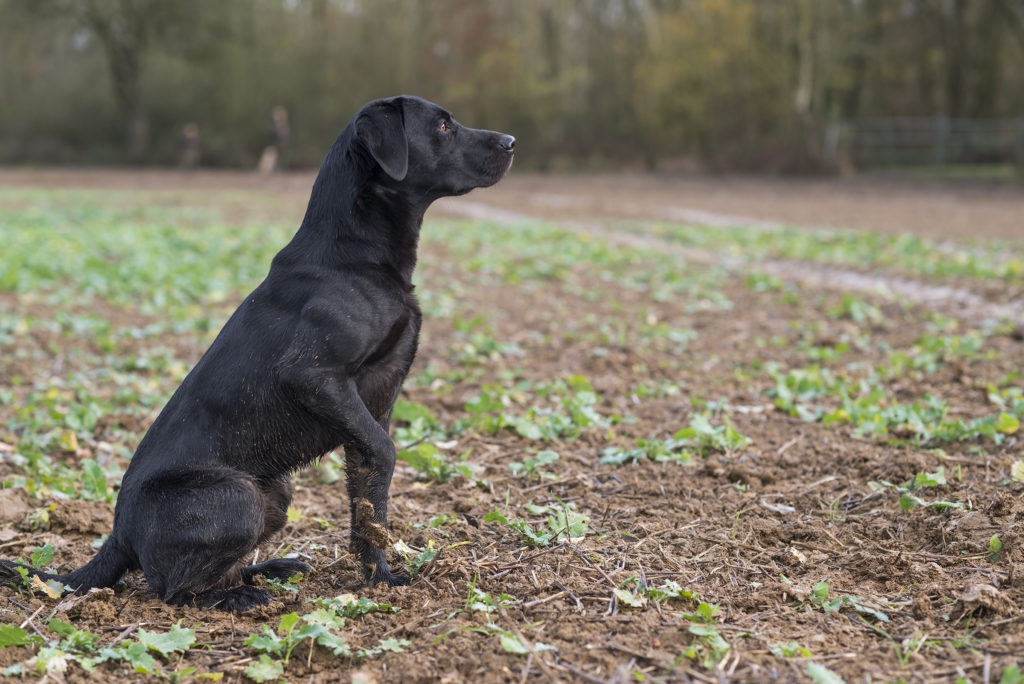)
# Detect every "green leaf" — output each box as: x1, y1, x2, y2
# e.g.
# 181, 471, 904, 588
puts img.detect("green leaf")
137, 621, 196, 658
806, 661, 845, 684
244, 654, 284, 683
0, 625, 31, 647
499, 634, 529, 654
512, 417, 544, 441
1000, 664, 1024, 684
48, 619, 100, 653
496, 632, 555, 656
30, 543, 55, 568
315, 630, 351, 657
245, 627, 284, 656
612, 588, 646, 608
120, 641, 159, 674
277, 612, 301, 634
32, 646, 69, 676
996, 412, 1020, 435
302, 608, 346, 631
1011, 461, 1024, 483
846, 597, 889, 622
989, 534, 1004, 562
770, 641, 811, 658
81, 459, 109, 501
376, 638, 410, 653
392, 400, 438, 426
484, 510, 509, 525
913, 467, 946, 488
